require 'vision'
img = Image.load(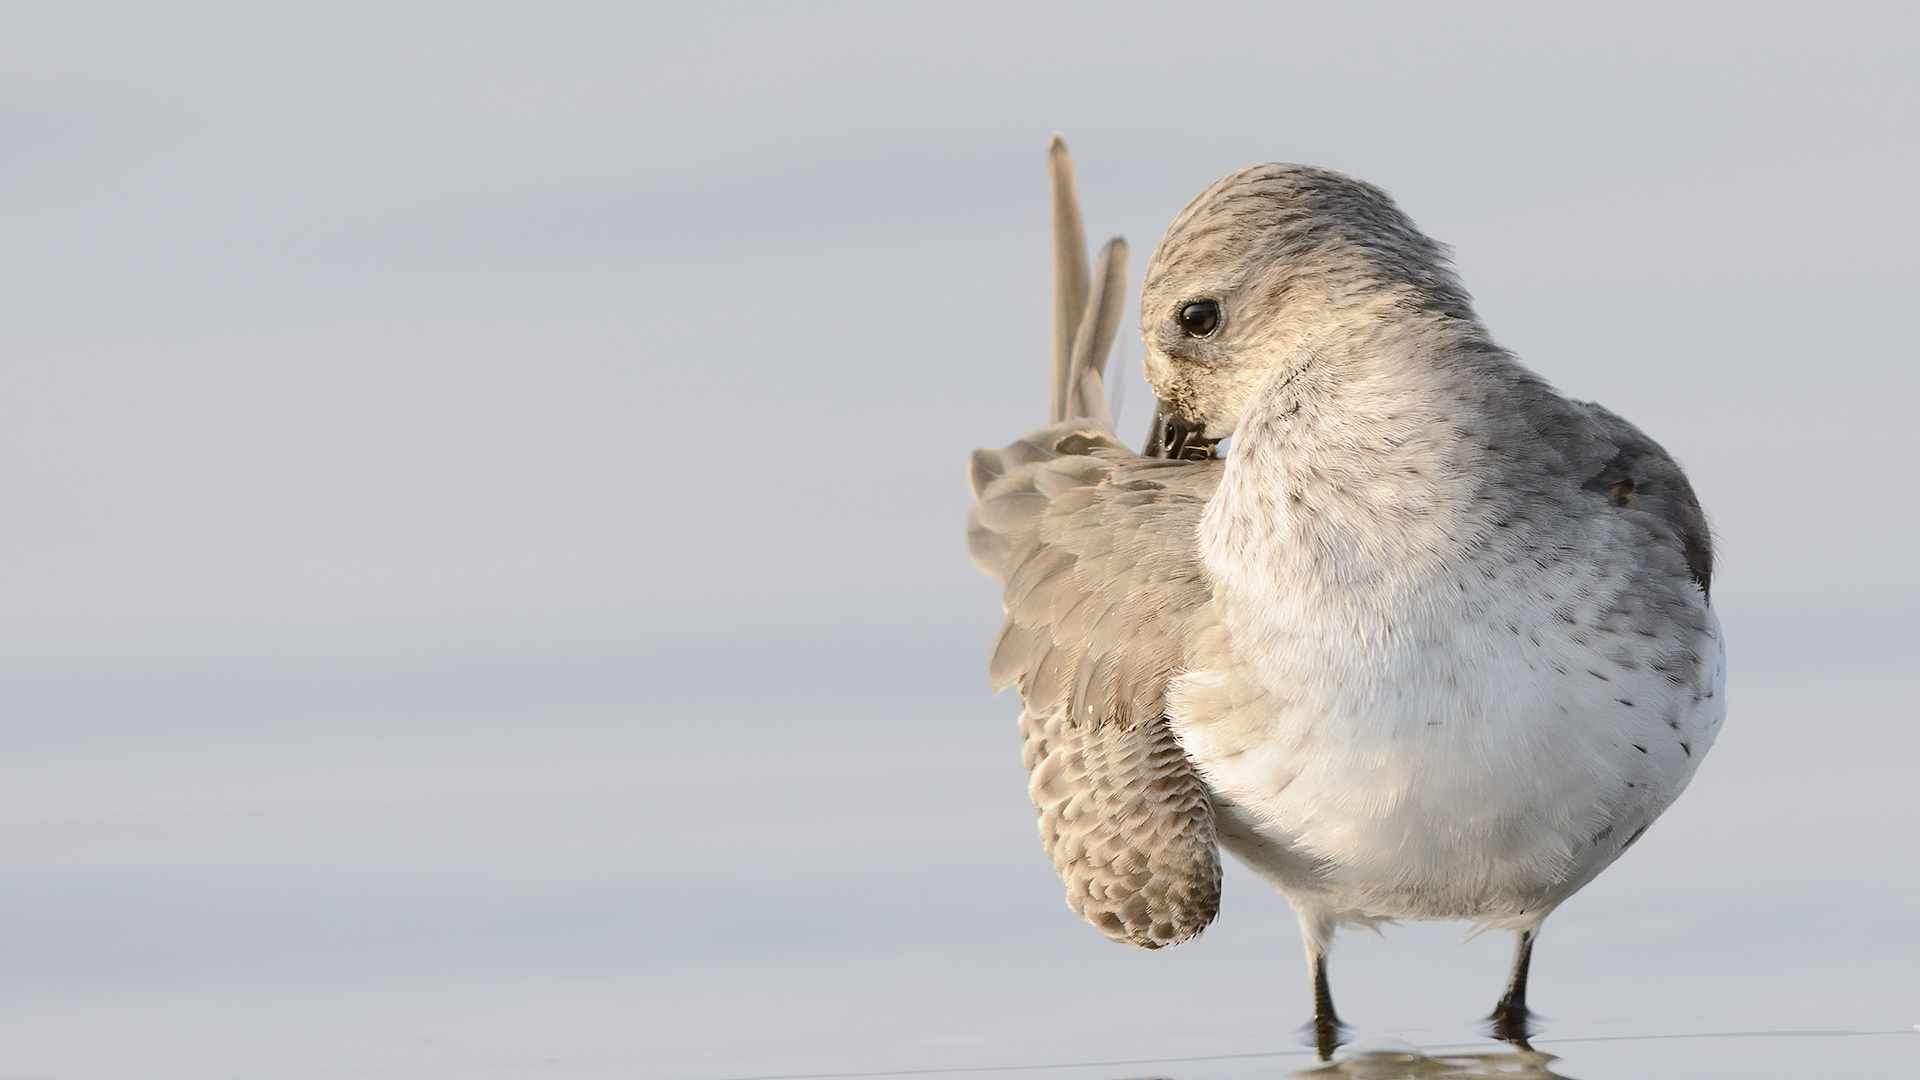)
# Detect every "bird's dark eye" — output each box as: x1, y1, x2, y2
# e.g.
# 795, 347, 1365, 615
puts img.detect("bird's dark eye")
1177, 300, 1220, 337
